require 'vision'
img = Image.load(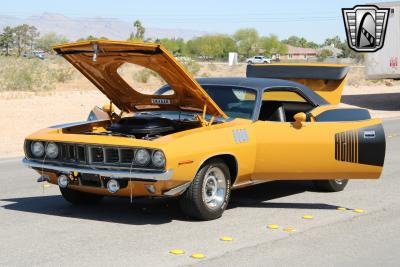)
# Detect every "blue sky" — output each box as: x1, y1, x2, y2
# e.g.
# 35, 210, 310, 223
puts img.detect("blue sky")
1, 0, 391, 43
